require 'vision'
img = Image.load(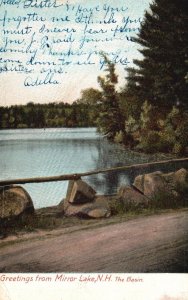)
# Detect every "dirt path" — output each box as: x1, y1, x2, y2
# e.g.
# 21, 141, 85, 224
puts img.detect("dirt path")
0, 210, 188, 273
